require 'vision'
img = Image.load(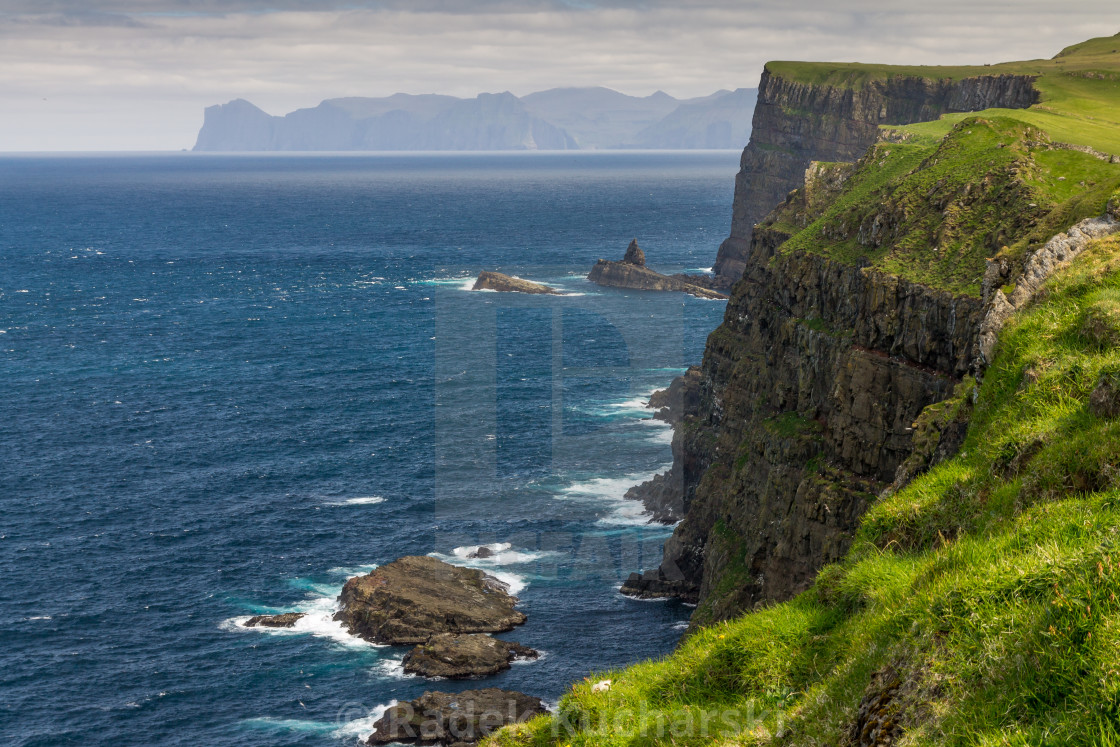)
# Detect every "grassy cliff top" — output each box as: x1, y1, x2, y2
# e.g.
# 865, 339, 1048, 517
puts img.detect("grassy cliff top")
765, 115, 1120, 296
769, 32, 1120, 154
487, 233, 1120, 747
